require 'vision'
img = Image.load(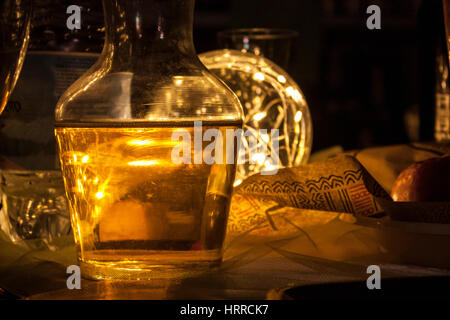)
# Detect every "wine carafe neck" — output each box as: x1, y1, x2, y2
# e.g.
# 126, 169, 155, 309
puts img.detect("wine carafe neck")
102, 0, 196, 66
